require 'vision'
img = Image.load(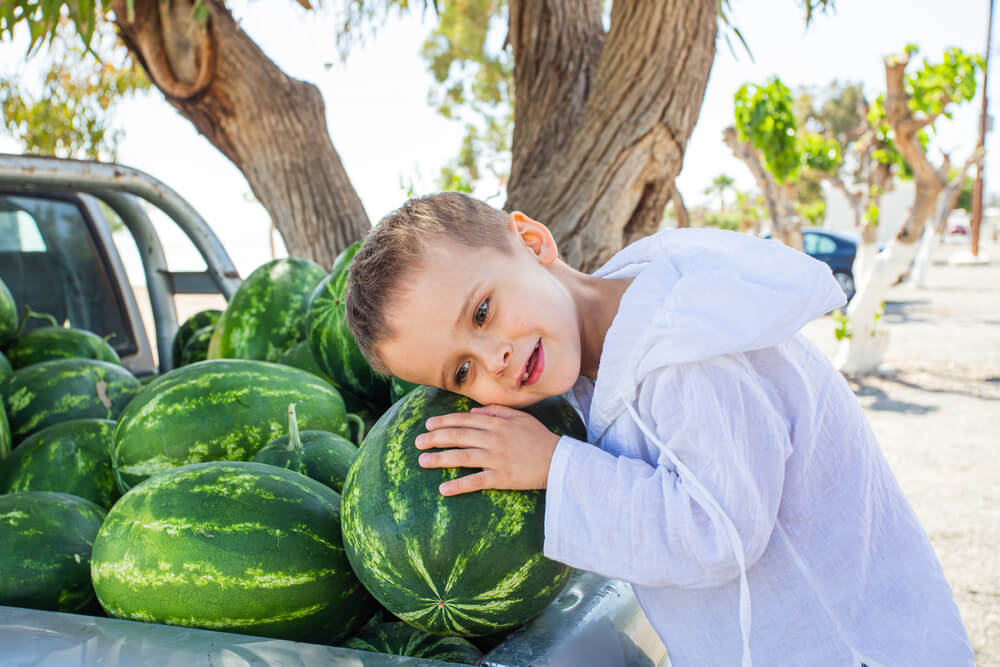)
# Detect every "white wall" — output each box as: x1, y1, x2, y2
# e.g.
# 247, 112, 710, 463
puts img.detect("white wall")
823, 179, 916, 245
